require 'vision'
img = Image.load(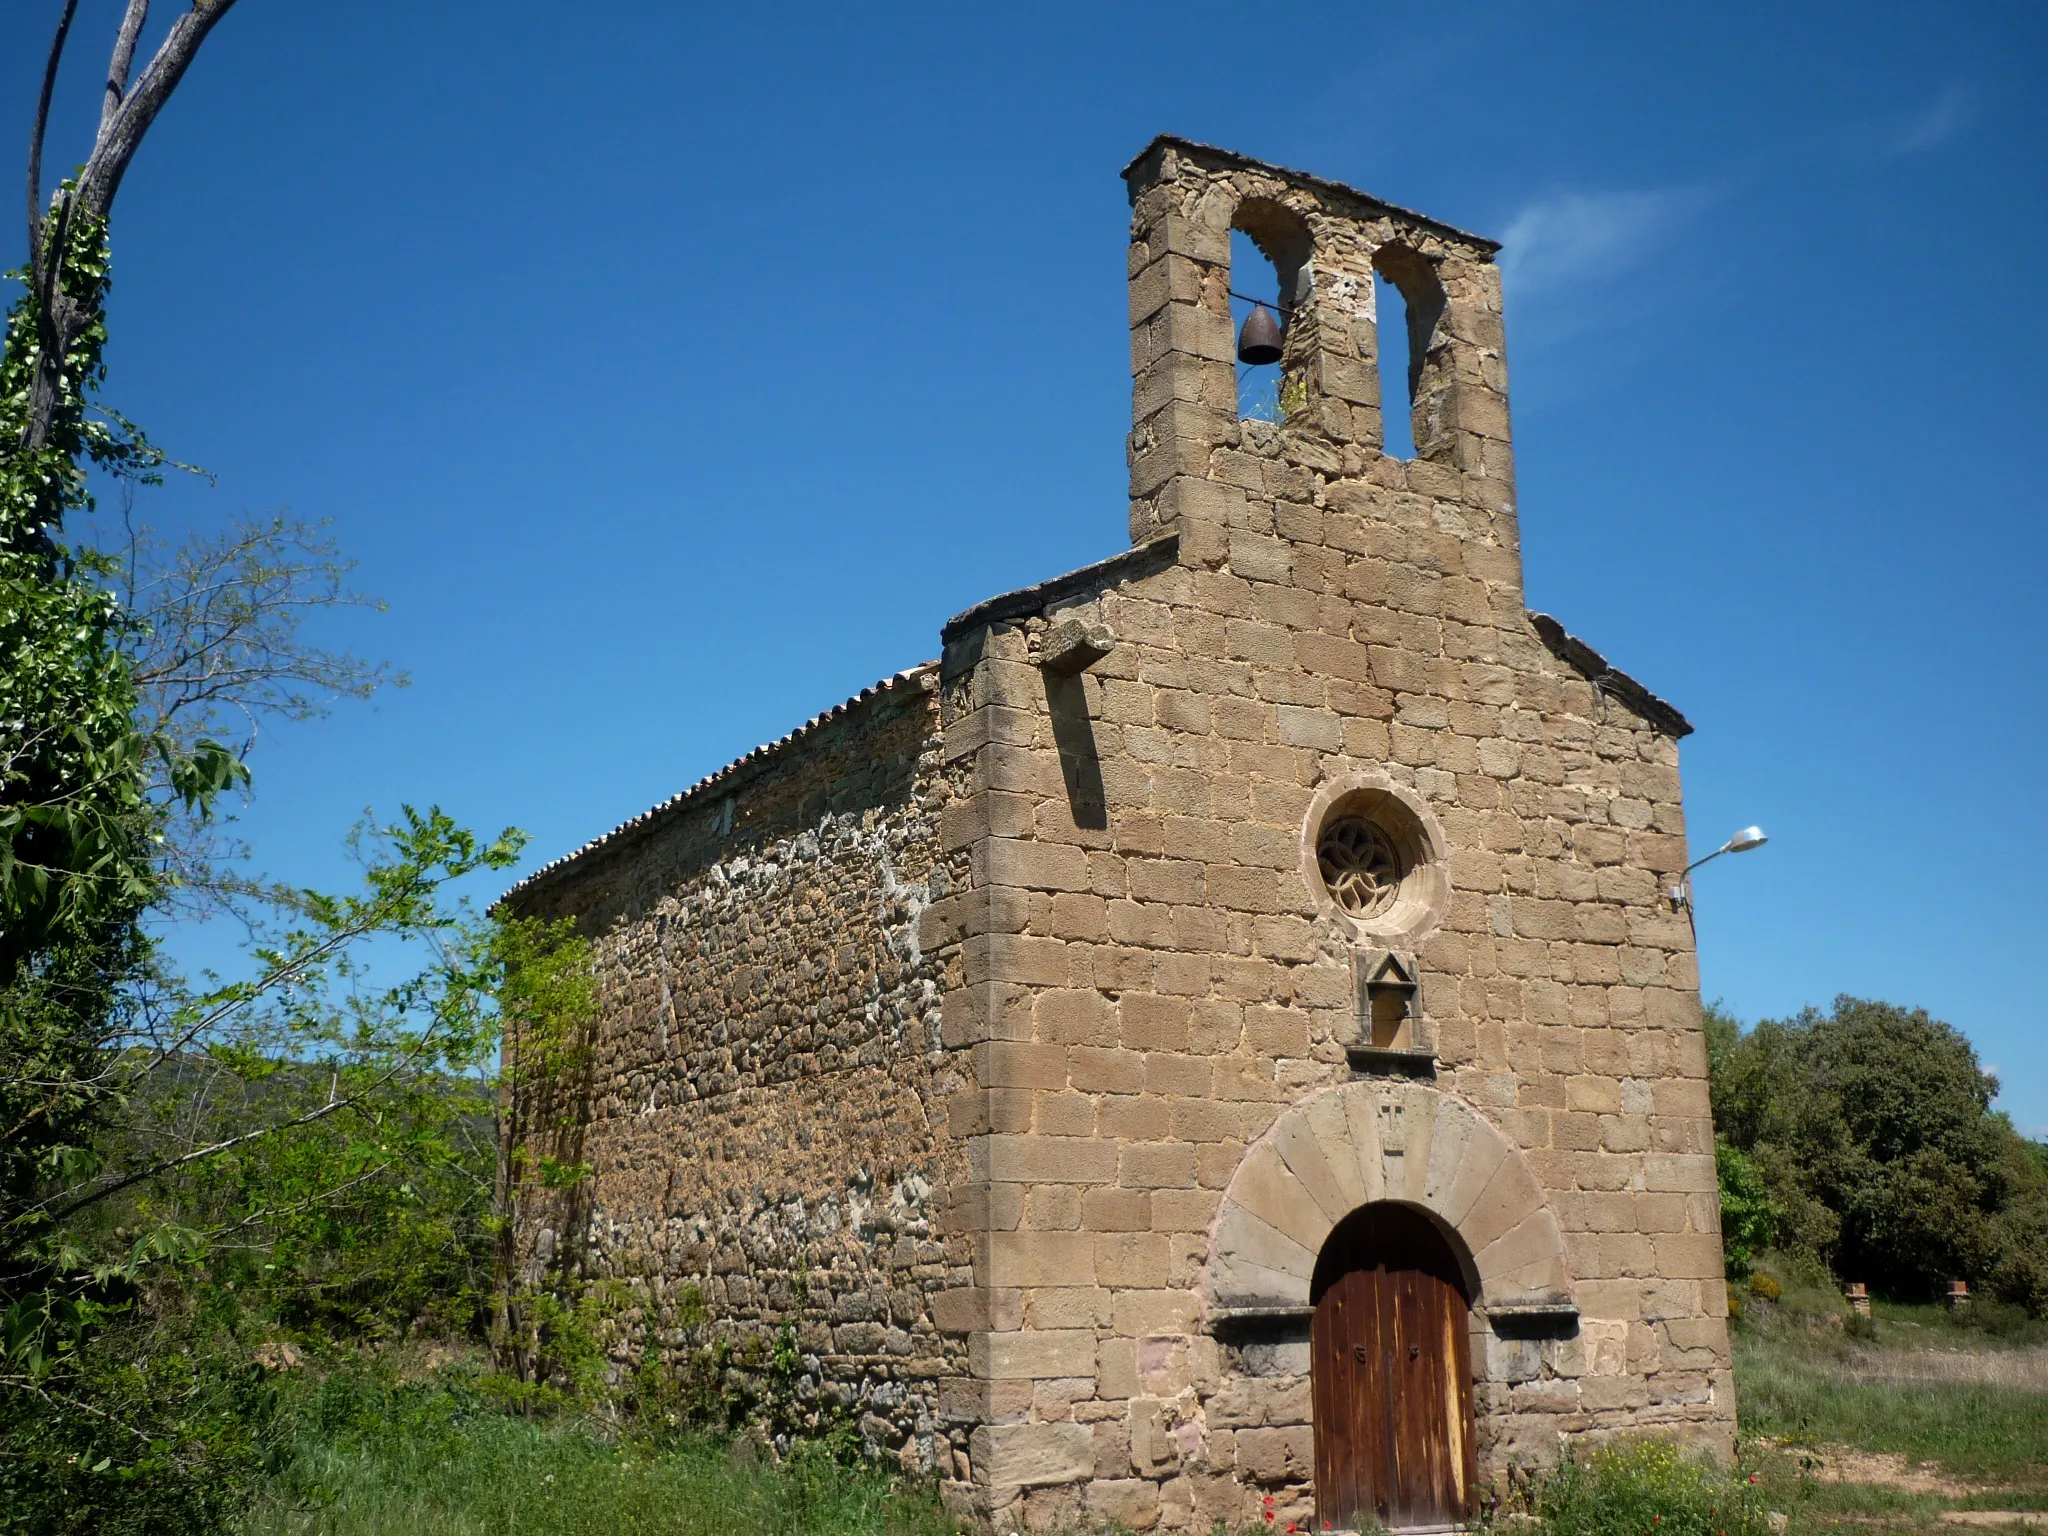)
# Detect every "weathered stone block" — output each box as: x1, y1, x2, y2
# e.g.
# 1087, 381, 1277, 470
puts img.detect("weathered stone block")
974, 1422, 1096, 1489
973, 1329, 1099, 1381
